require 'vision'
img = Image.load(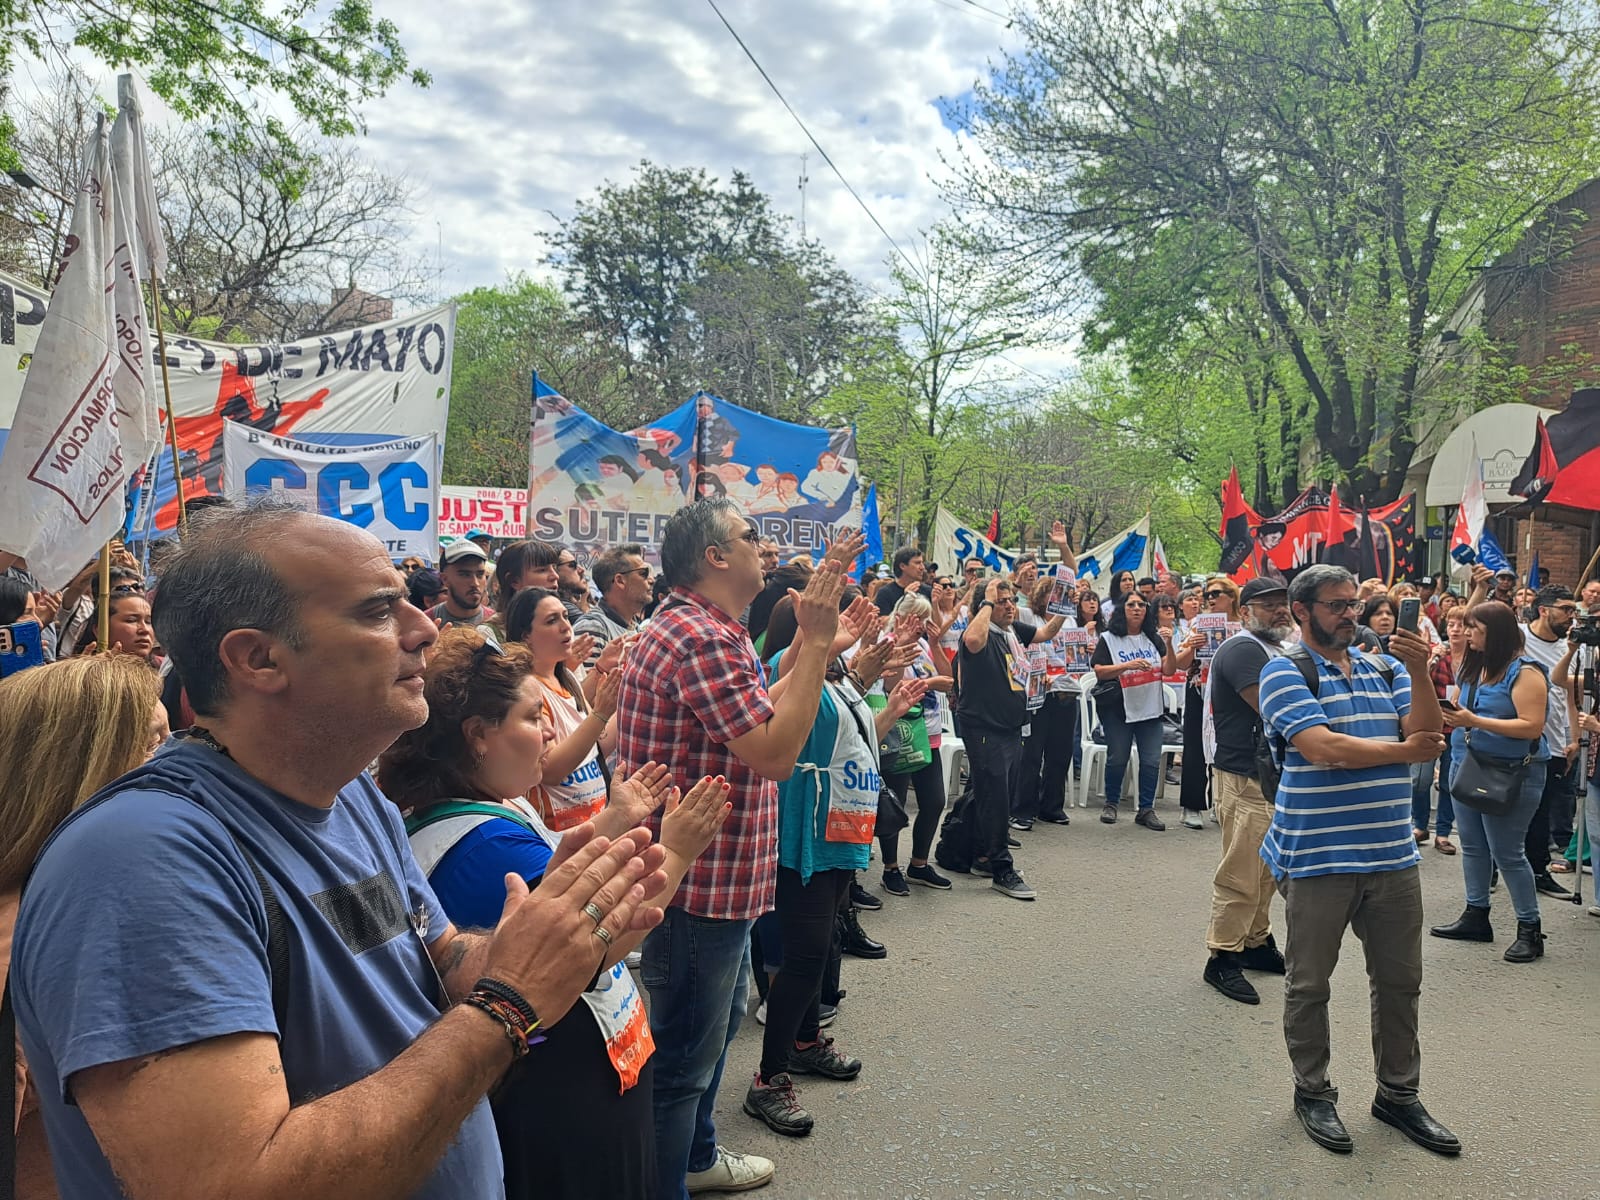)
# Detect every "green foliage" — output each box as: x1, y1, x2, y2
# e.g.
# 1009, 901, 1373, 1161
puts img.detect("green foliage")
547, 160, 878, 421
954, 0, 1600, 503
3, 0, 427, 160
445, 275, 635, 488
